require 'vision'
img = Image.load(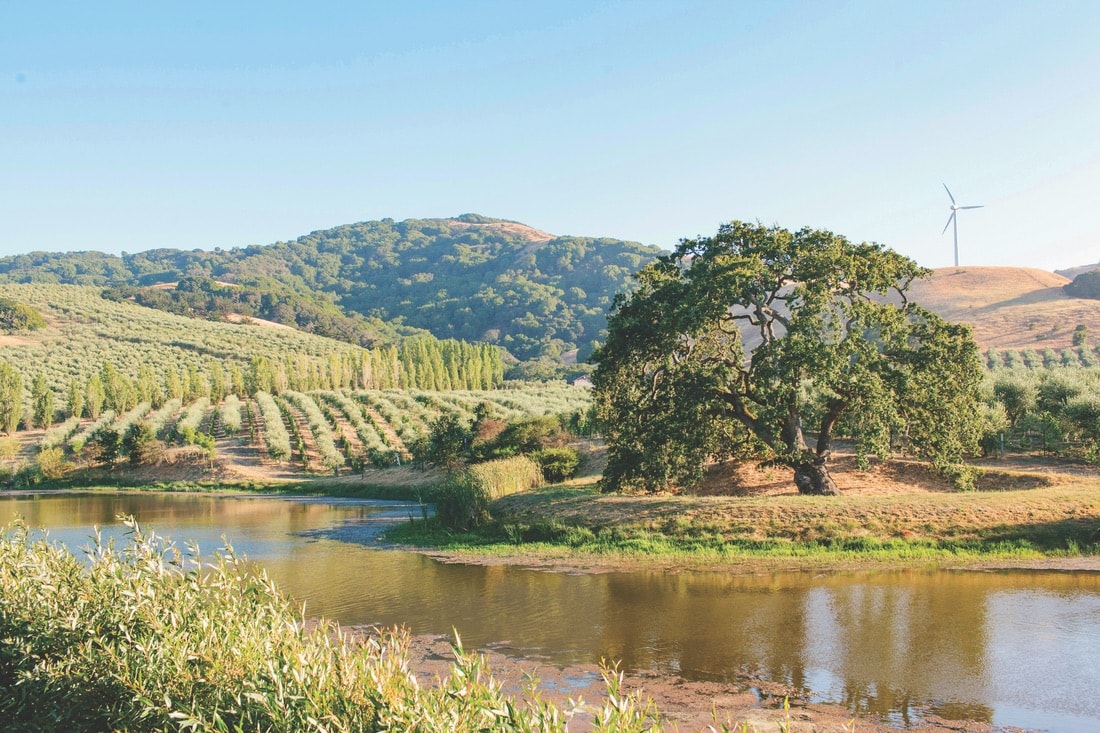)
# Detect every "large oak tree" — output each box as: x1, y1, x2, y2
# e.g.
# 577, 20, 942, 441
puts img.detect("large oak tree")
592, 221, 982, 495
